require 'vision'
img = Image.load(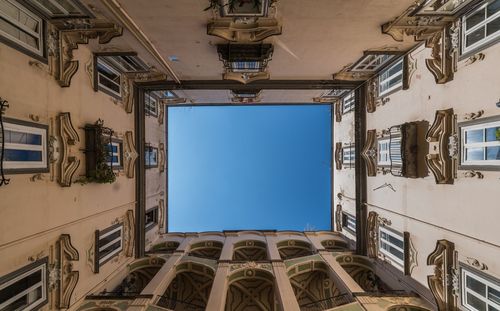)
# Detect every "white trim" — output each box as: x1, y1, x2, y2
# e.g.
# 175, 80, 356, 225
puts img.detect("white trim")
378, 59, 403, 97
3, 121, 47, 170
351, 54, 394, 72
0, 0, 44, 56
461, 120, 500, 166
97, 58, 122, 97
342, 92, 355, 114
379, 226, 405, 268
0, 263, 46, 311
106, 141, 122, 167
461, 268, 500, 311
98, 226, 123, 265
342, 145, 355, 165
145, 93, 158, 116
343, 212, 356, 232
378, 138, 391, 166
461, 0, 500, 55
